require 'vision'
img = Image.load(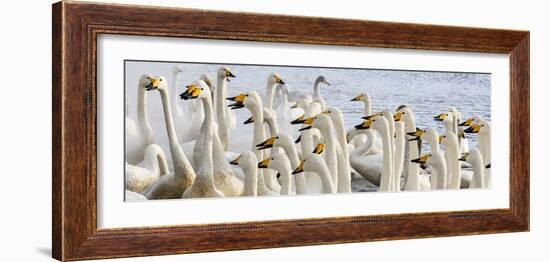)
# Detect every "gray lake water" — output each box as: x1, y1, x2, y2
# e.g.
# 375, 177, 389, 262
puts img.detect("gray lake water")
125, 60, 490, 158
